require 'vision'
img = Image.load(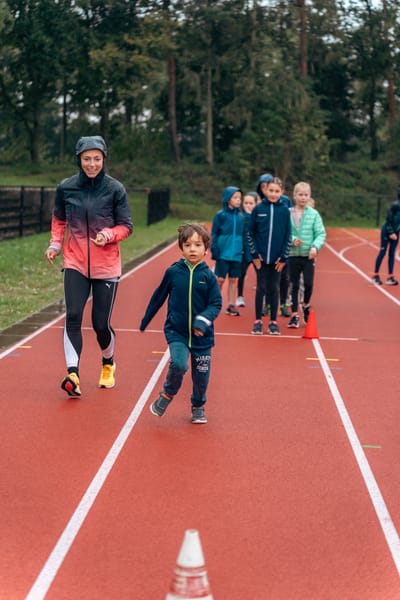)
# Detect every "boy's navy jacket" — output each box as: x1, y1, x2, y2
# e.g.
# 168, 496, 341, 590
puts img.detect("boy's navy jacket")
247, 198, 292, 264
211, 186, 244, 262
139, 259, 222, 350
